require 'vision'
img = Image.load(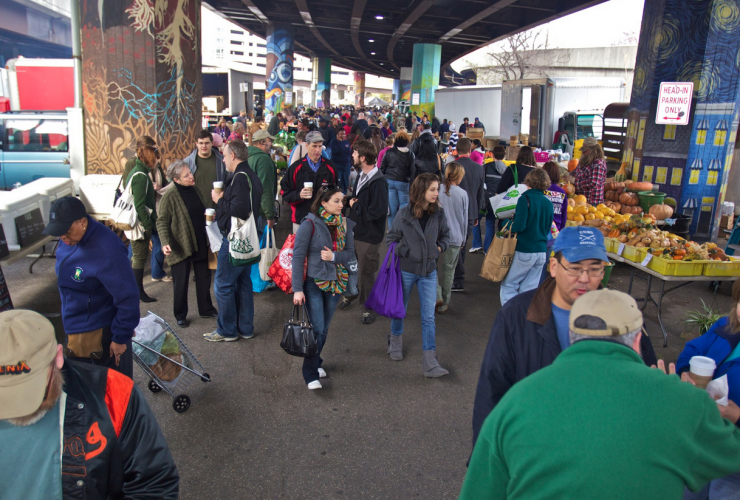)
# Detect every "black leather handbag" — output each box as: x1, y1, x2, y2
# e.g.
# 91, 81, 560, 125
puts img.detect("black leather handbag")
281, 304, 318, 357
